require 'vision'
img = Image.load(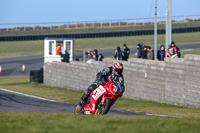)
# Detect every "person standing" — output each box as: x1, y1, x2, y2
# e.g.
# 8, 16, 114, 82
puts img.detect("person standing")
157, 45, 166, 61
114, 46, 123, 60
98, 53, 104, 62
147, 46, 154, 60
166, 44, 177, 58
141, 46, 147, 59
122, 44, 130, 61
135, 42, 143, 58
56, 44, 61, 55
60, 50, 69, 63
93, 49, 98, 61
171, 41, 181, 58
